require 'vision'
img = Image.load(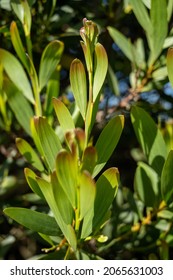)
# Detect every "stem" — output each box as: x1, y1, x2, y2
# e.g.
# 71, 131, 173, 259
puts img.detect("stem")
26, 34, 33, 61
